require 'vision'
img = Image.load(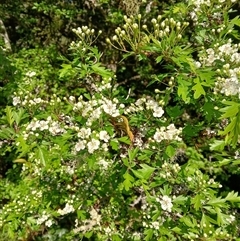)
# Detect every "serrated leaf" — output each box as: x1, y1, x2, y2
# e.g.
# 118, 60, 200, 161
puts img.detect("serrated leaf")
118, 136, 131, 145
166, 105, 184, 118
173, 195, 188, 204
91, 63, 112, 77
132, 164, 155, 180
180, 216, 194, 228
144, 229, 153, 241
209, 140, 225, 151
216, 207, 227, 226
191, 194, 201, 211
231, 16, 240, 27
219, 117, 236, 135
112, 234, 122, 241
192, 78, 205, 99
207, 197, 225, 207
219, 104, 239, 118
225, 191, 240, 202
110, 140, 119, 151
123, 172, 134, 191
171, 226, 182, 234
5, 106, 14, 127
128, 147, 139, 162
